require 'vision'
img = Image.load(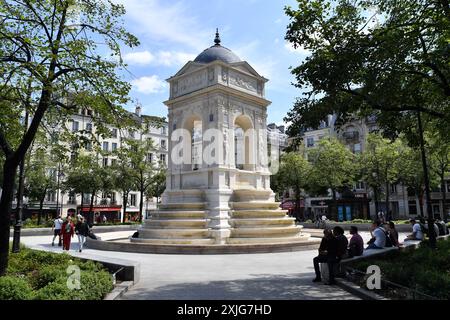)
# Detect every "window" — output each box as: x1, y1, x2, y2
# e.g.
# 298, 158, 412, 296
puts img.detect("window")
161, 140, 166, 150
86, 109, 93, 116
130, 194, 137, 207
103, 158, 108, 167
408, 201, 418, 215
103, 142, 109, 152
307, 137, 314, 148
147, 153, 153, 163
111, 158, 117, 166
112, 143, 117, 152
390, 184, 398, 194
160, 154, 166, 163
111, 128, 118, 138
447, 182, 450, 193
129, 130, 135, 139
355, 181, 364, 190
46, 191, 56, 202
209, 114, 214, 122
86, 123, 92, 132
354, 143, 361, 154
162, 126, 167, 135
72, 121, 79, 132
85, 142, 92, 151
